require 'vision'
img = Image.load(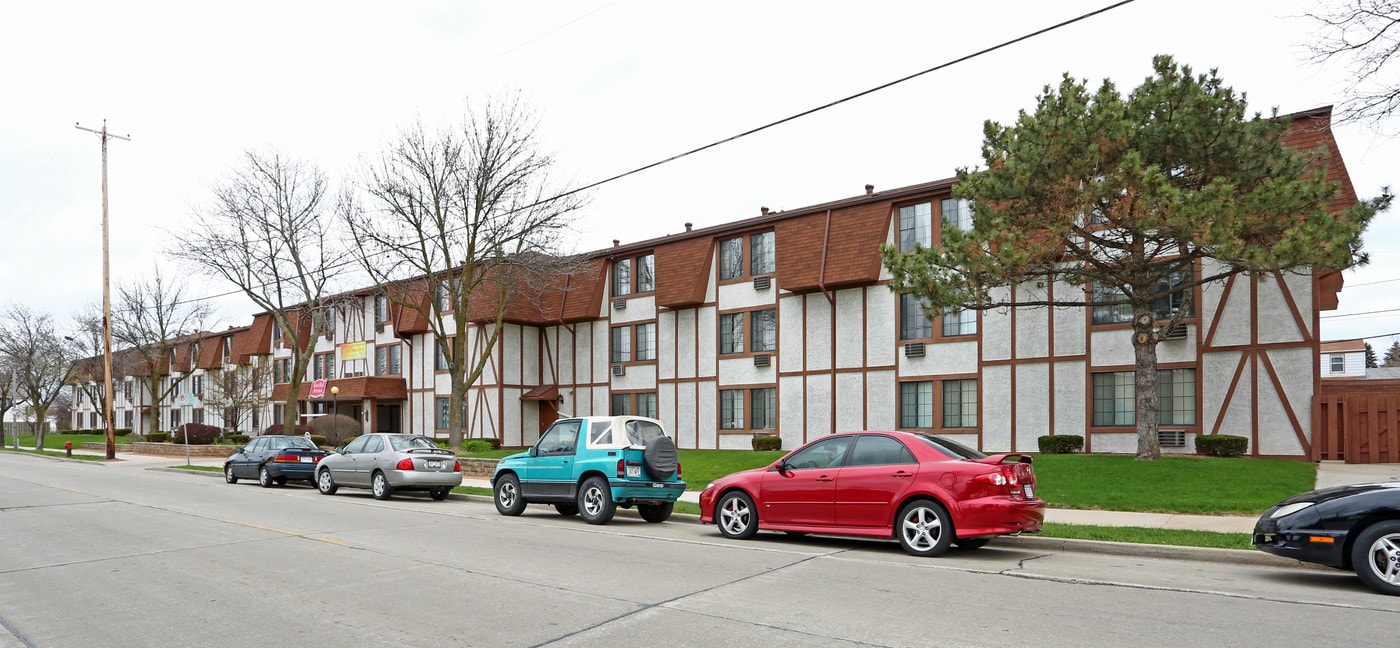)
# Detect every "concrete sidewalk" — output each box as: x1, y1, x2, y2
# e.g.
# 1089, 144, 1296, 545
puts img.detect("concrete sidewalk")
57, 448, 1400, 536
